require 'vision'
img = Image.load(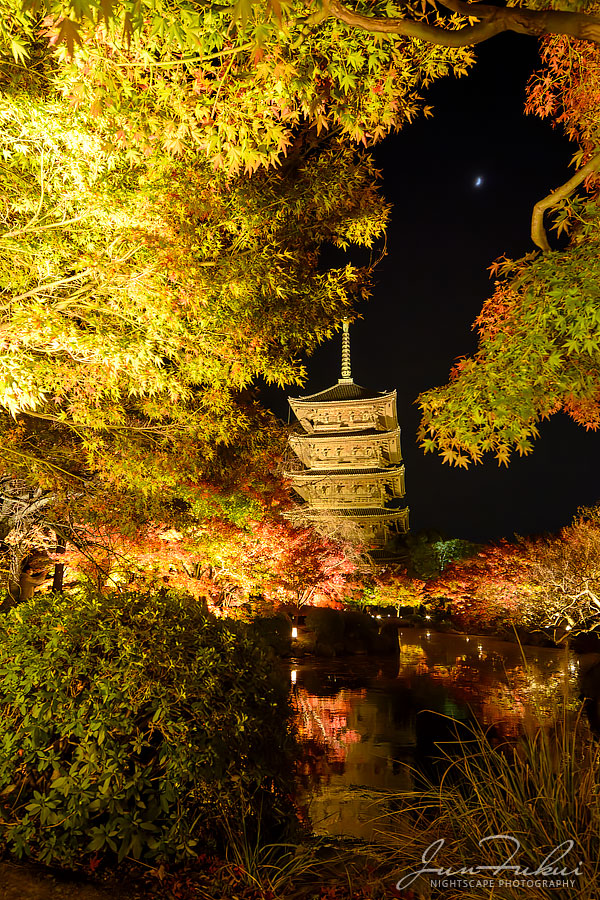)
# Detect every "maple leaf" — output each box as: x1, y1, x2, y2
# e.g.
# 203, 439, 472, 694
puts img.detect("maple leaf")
441, 448, 458, 465
54, 18, 83, 57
